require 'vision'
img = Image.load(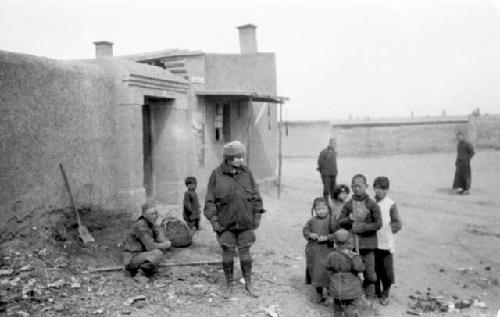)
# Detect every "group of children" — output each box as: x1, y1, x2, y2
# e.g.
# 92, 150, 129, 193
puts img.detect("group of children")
304, 174, 402, 316
121, 169, 400, 316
